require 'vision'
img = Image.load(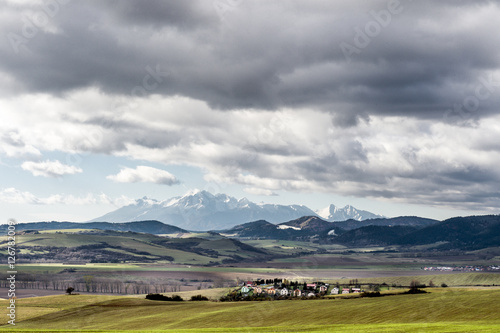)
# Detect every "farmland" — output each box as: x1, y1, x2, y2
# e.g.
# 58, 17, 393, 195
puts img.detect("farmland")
1, 224, 500, 331
1, 287, 499, 332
